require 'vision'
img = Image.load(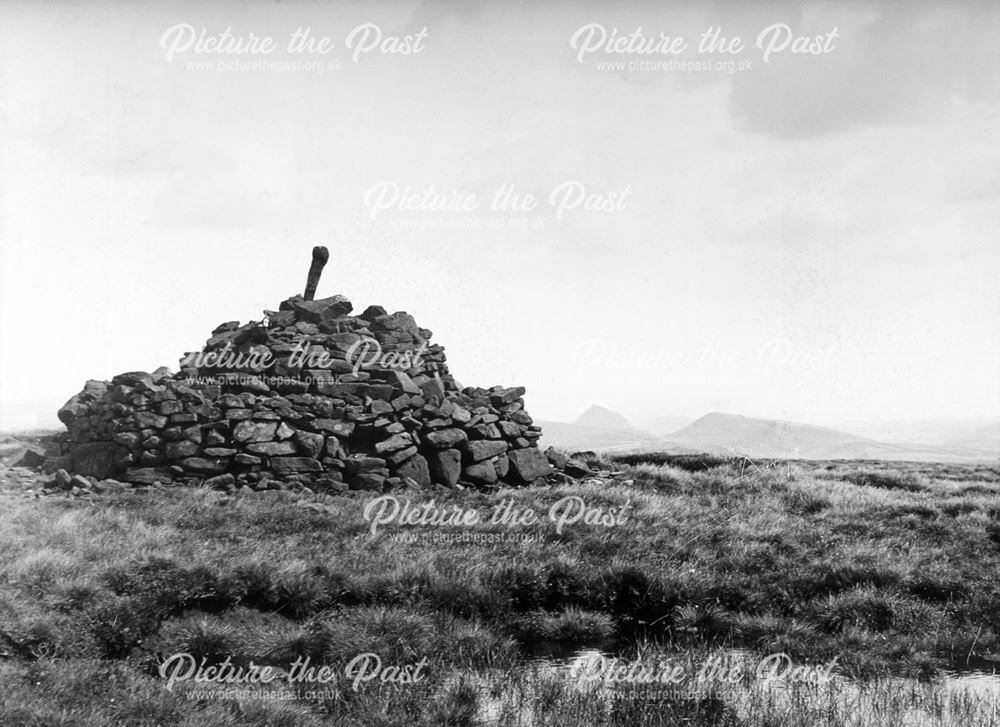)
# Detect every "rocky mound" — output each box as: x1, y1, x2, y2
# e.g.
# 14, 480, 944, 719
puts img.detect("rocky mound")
53, 290, 559, 492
